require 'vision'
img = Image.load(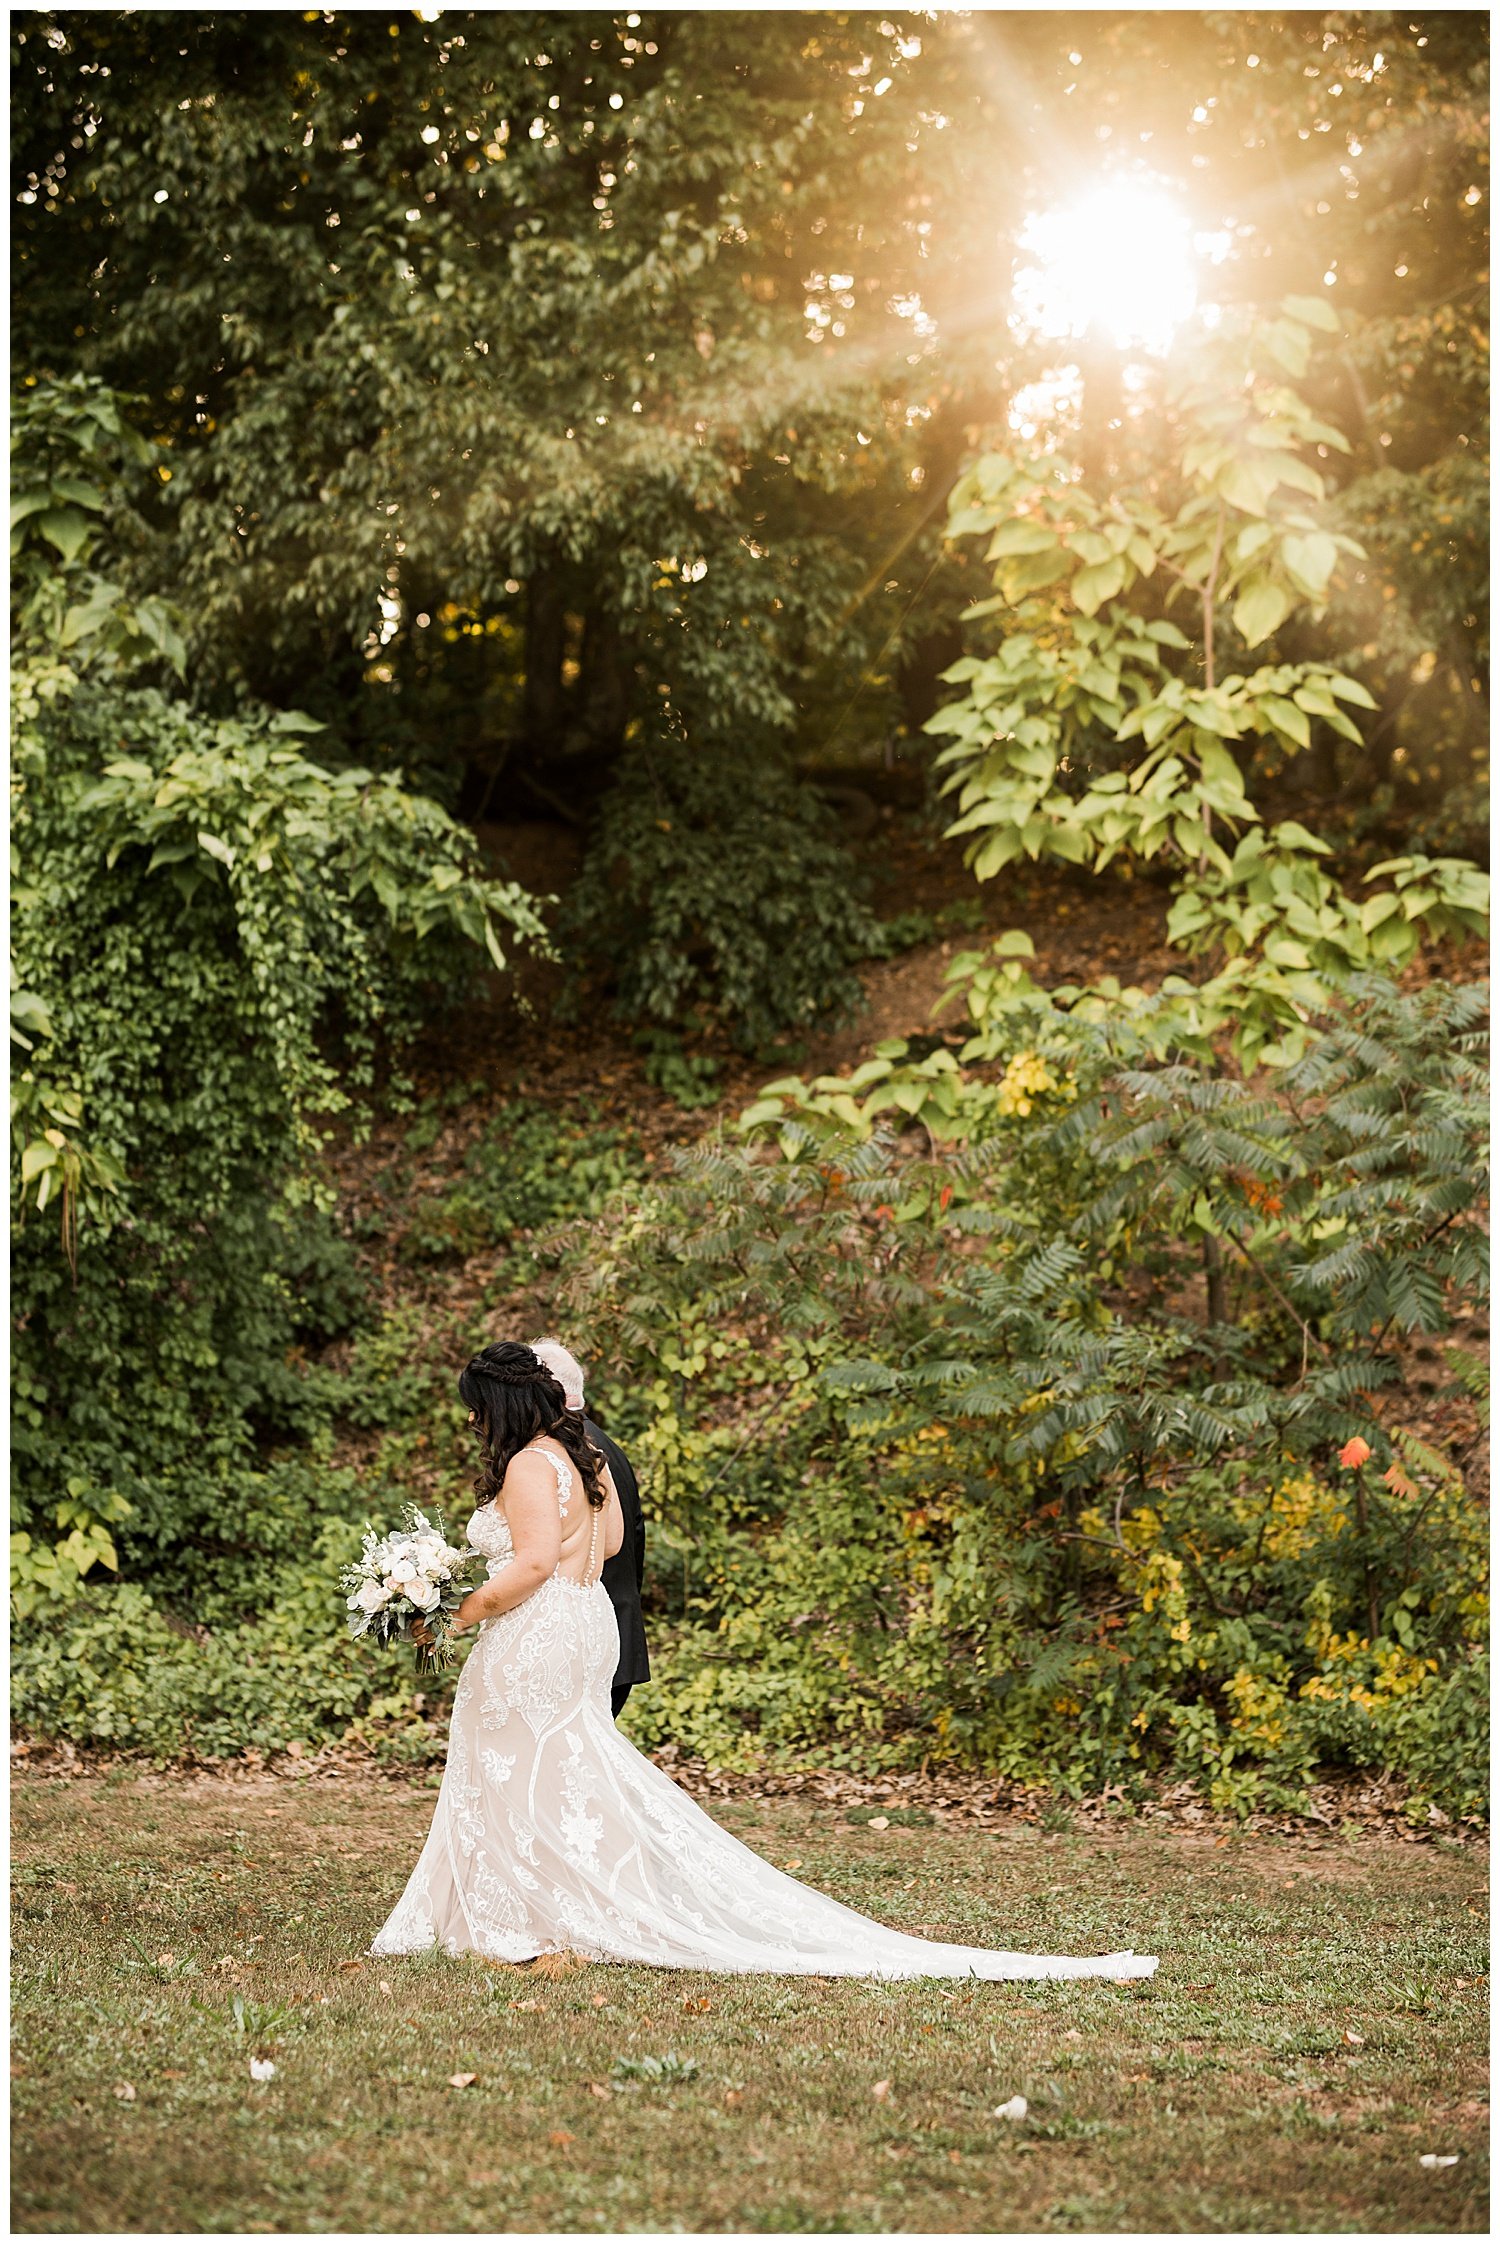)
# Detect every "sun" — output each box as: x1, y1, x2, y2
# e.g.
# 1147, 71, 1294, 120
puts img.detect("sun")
1014, 181, 1211, 356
